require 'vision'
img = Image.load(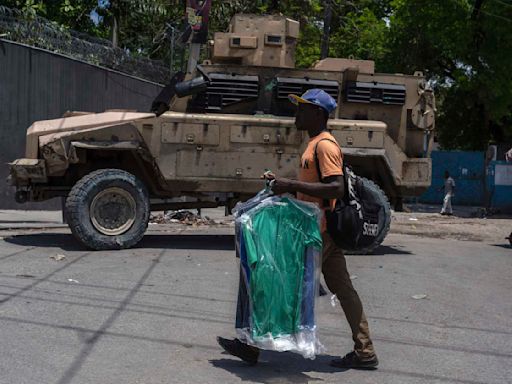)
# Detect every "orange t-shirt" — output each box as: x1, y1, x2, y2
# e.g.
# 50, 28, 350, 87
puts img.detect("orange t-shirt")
297, 131, 343, 232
